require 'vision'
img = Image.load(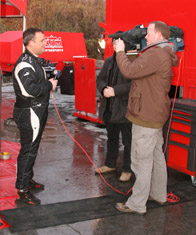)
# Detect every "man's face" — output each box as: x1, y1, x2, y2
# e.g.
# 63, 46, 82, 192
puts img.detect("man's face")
31, 32, 46, 56
145, 24, 160, 46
